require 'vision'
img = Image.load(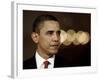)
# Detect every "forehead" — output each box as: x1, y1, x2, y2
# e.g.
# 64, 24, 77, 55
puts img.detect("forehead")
40, 21, 60, 32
